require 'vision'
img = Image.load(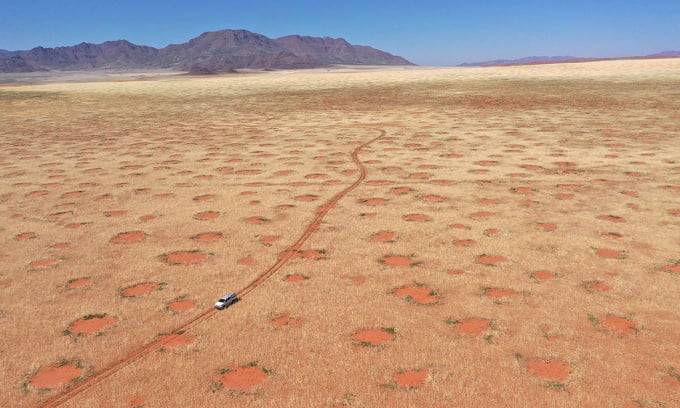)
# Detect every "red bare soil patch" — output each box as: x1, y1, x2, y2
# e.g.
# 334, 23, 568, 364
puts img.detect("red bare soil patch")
449, 223, 469, 230
167, 299, 196, 312
601, 315, 639, 334
403, 213, 431, 222
485, 287, 520, 299
390, 186, 413, 195
0, 279, 12, 288
532, 270, 557, 281
110, 231, 145, 244
453, 239, 476, 247
451, 318, 491, 335
68, 315, 117, 336
447, 269, 465, 276
665, 375, 680, 390
238, 256, 254, 265
121, 282, 160, 297
596, 248, 625, 259
586, 281, 612, 292
361, 198, 388, 205
470, 211, 493, 219
476, 160, 498, 166
61, 191, 84, 199
602, 232, 623, 240
537, 223, 557, 231
512, 187, 534, 194
164, 251, 207, 265
295, 194, 318, 202
371, 231, 396, 243
394, 369, 428, 388
193, 194, 215, 201
67, 278, 91, 289
49, 242, 70, 250
381, 255, 417, 267
662, 262, 680, 275
193, 232, 223, 242
30, 259, 60, 269
103, 210, 127, 217
288, 249, 327, 260
420, 194, 445, 202
259, 235, 280, 245
220, 366, 267, 391
272, 312, 303, 327
555, 193, 574, 200
15, 232, 37, 241
393, 285, 438, 304
668, 209, 680, 216
597, 215, 626, 223
126, 395, 146, 407
163, 333, 195, 347
351, 328, 396, 345
476, 255, 506, 266
305, 173, 328, 179
138, 214, 156, 222
285, 274, 307, 283
153, 193, 175, 199
245, 216, 268, 225
484, 228, 501, 237
30, 364, 83, 389
194, 211, 220, 220
621, 190, 638, 197
526, 359, 572, 383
